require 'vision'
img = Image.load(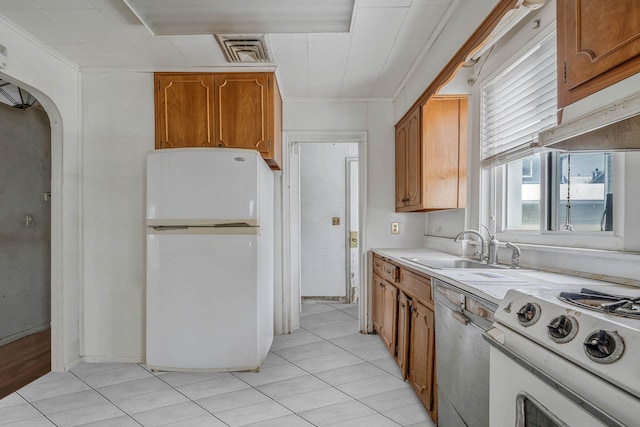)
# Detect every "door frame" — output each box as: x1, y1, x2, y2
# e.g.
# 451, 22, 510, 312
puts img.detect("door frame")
281, 131, 368, 334
345, 157, 359, 304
